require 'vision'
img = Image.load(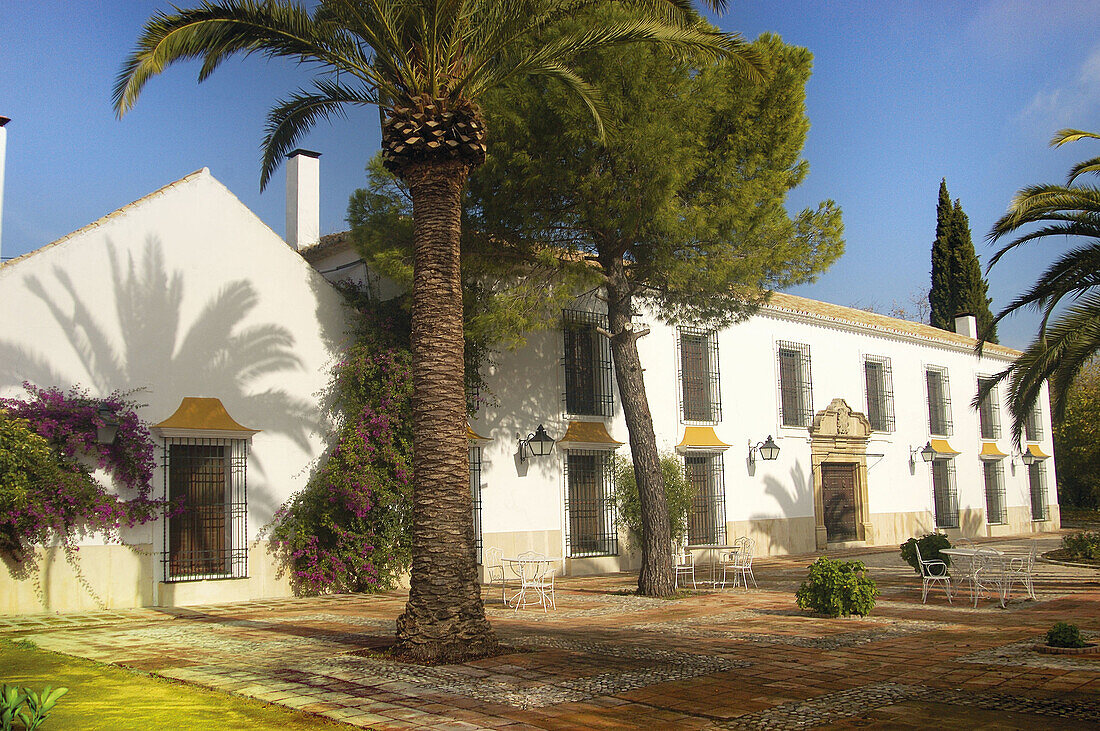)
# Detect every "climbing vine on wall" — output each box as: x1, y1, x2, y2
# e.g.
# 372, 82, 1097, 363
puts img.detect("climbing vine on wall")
270, 284, 414, 595
0, 384, 161, 562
